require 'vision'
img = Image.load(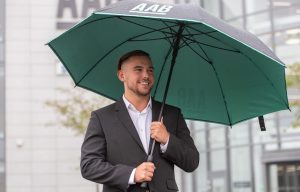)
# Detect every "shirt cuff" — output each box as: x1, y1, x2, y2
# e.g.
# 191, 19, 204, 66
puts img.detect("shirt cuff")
128, 168, 136, 185
160, 136, 170, 153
